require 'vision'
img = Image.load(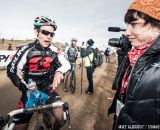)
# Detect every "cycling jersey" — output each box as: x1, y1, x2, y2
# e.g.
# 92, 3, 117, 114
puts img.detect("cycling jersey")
65, 46, 78, 63
7, 40, 71, 92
